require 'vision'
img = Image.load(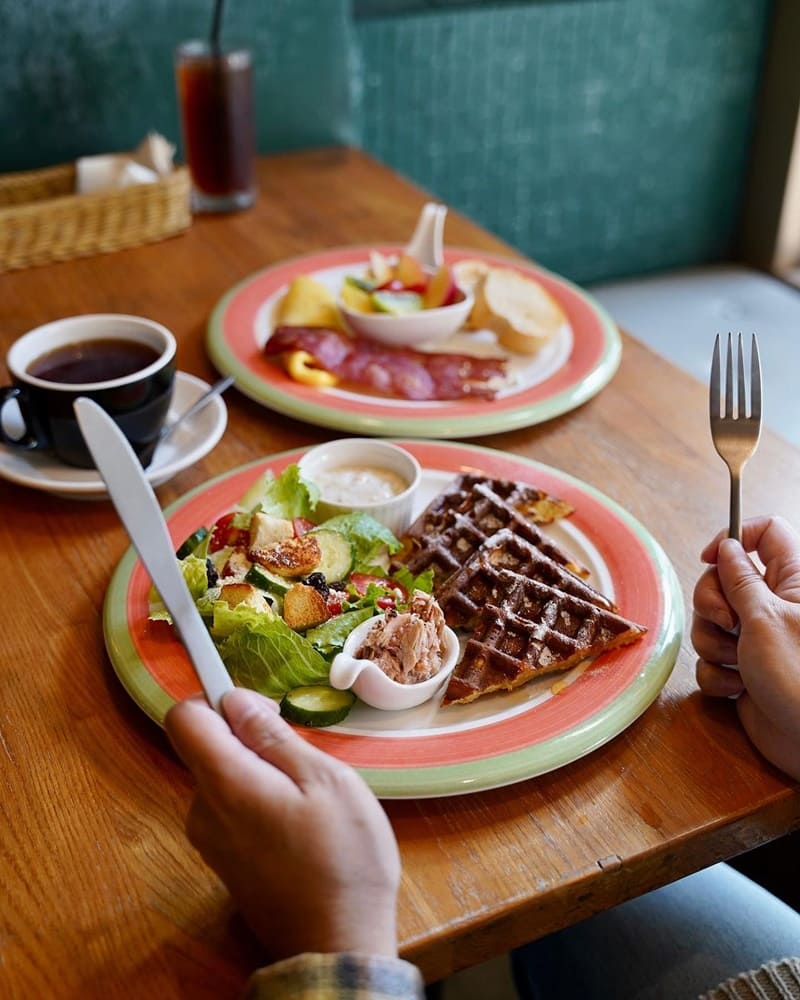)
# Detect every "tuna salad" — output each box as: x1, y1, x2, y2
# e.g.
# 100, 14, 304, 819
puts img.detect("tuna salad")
355, 590, 447, 684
